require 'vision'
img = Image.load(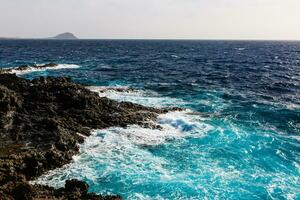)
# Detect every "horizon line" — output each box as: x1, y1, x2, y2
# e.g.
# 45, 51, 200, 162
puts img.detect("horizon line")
1, 37, 300, 42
